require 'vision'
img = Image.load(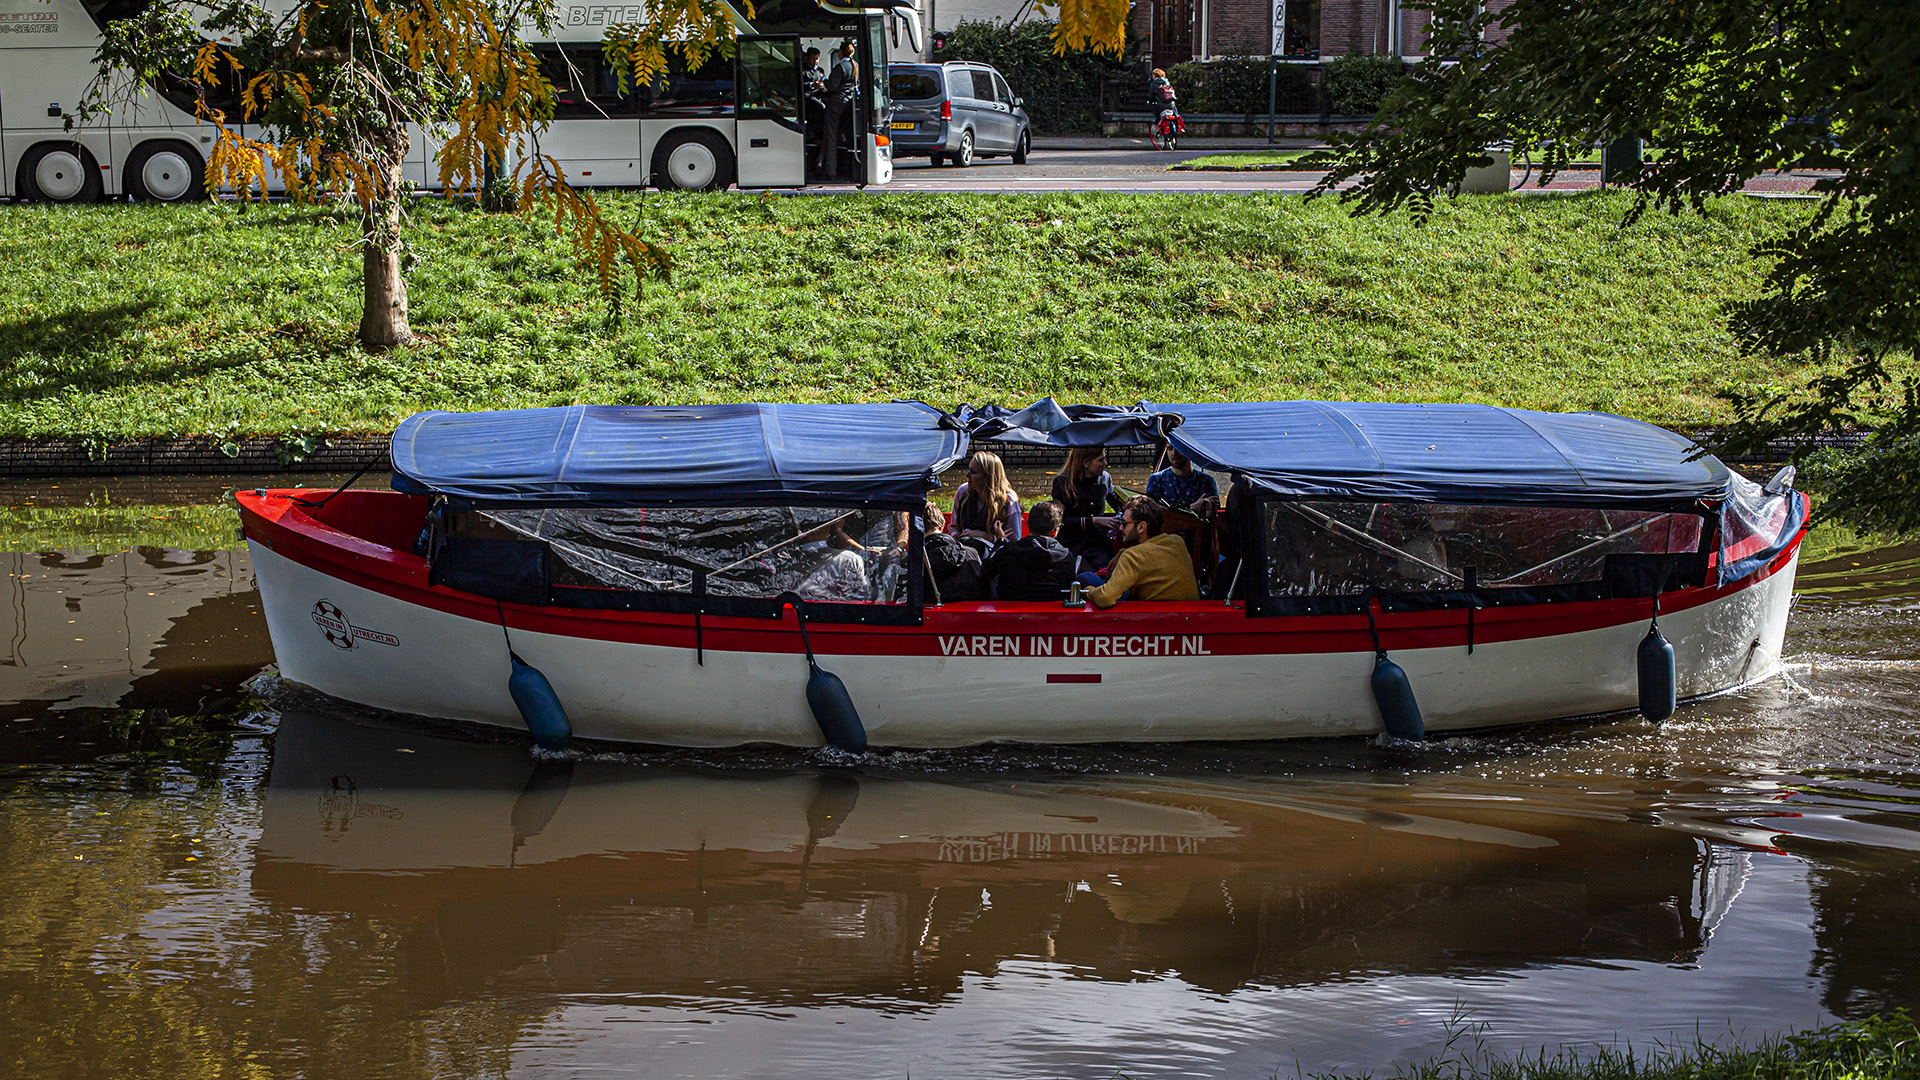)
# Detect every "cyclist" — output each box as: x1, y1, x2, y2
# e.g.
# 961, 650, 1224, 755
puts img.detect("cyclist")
1147, 68, 1184, 149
